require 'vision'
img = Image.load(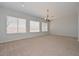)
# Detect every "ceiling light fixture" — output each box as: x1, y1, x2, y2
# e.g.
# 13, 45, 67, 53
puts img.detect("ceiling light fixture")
21, 2, 24, 7
22, 4, 24, 7
41, 9, 55, 22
